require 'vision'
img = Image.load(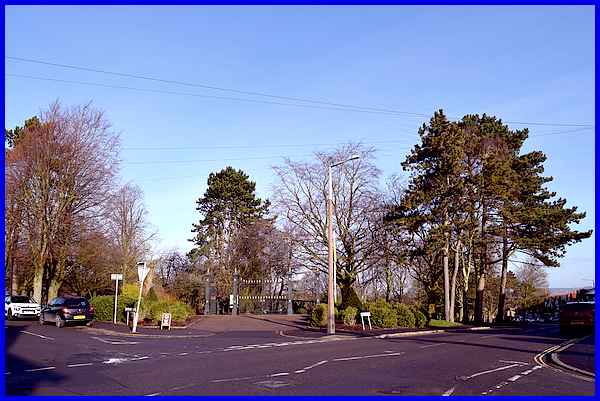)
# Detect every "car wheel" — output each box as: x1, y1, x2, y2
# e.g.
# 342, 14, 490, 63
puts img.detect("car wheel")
7, 309, 13, 321
56, 315, 65, 328
39, 314, 45, 325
